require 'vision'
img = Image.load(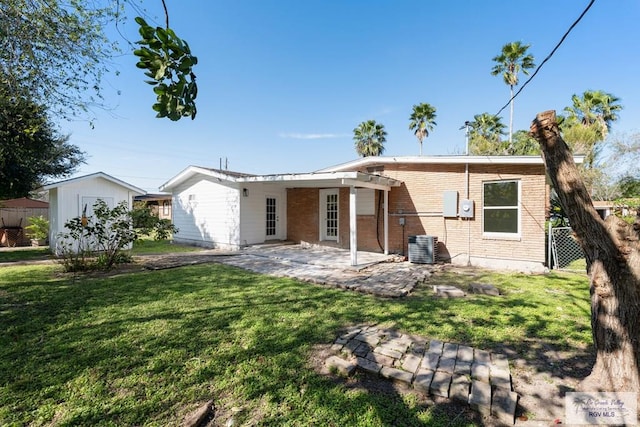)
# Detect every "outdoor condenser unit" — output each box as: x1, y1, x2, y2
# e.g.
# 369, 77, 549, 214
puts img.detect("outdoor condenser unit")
408, 235, 438, 264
